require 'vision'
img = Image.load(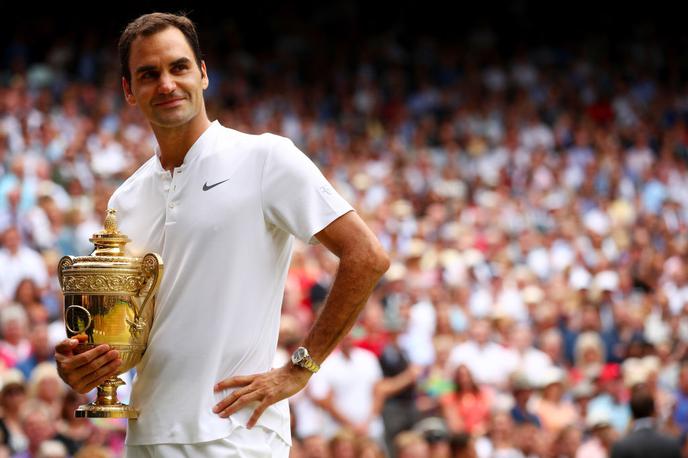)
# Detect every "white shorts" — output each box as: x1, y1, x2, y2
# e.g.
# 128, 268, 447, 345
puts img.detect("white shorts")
124, 425, 290, 458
